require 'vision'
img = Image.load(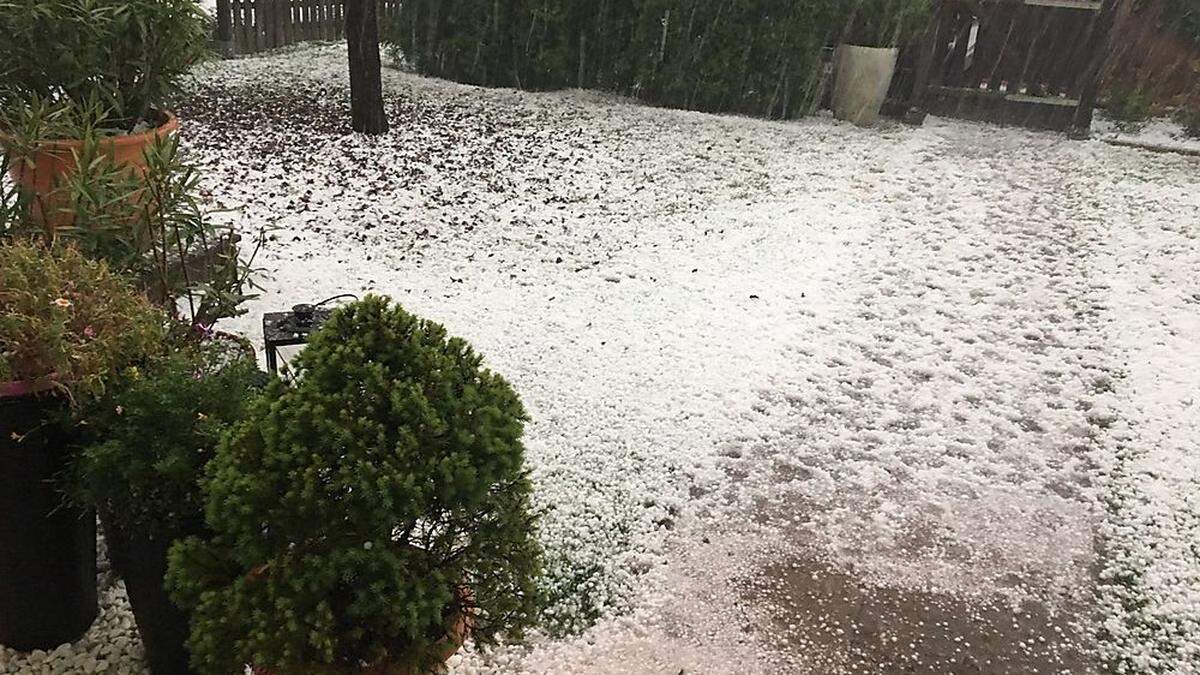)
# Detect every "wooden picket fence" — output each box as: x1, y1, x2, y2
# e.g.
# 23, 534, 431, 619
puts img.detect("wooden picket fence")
903, 0, 1123, 134
214, 0, 402, 55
